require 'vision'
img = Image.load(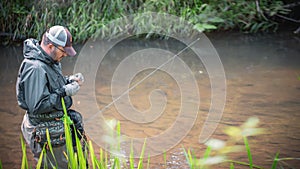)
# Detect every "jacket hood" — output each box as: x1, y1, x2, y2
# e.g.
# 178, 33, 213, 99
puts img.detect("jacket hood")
23, 38, 55, 65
